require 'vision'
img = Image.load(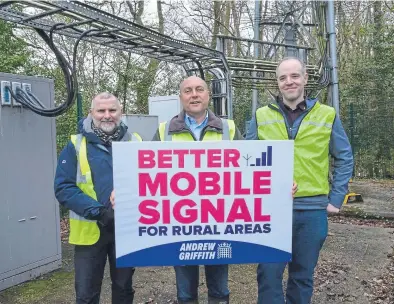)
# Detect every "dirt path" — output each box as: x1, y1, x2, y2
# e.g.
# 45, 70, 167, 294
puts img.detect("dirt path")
1, 220, 392, 304
1, 180, 393, 304
346, 180, 394, 218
